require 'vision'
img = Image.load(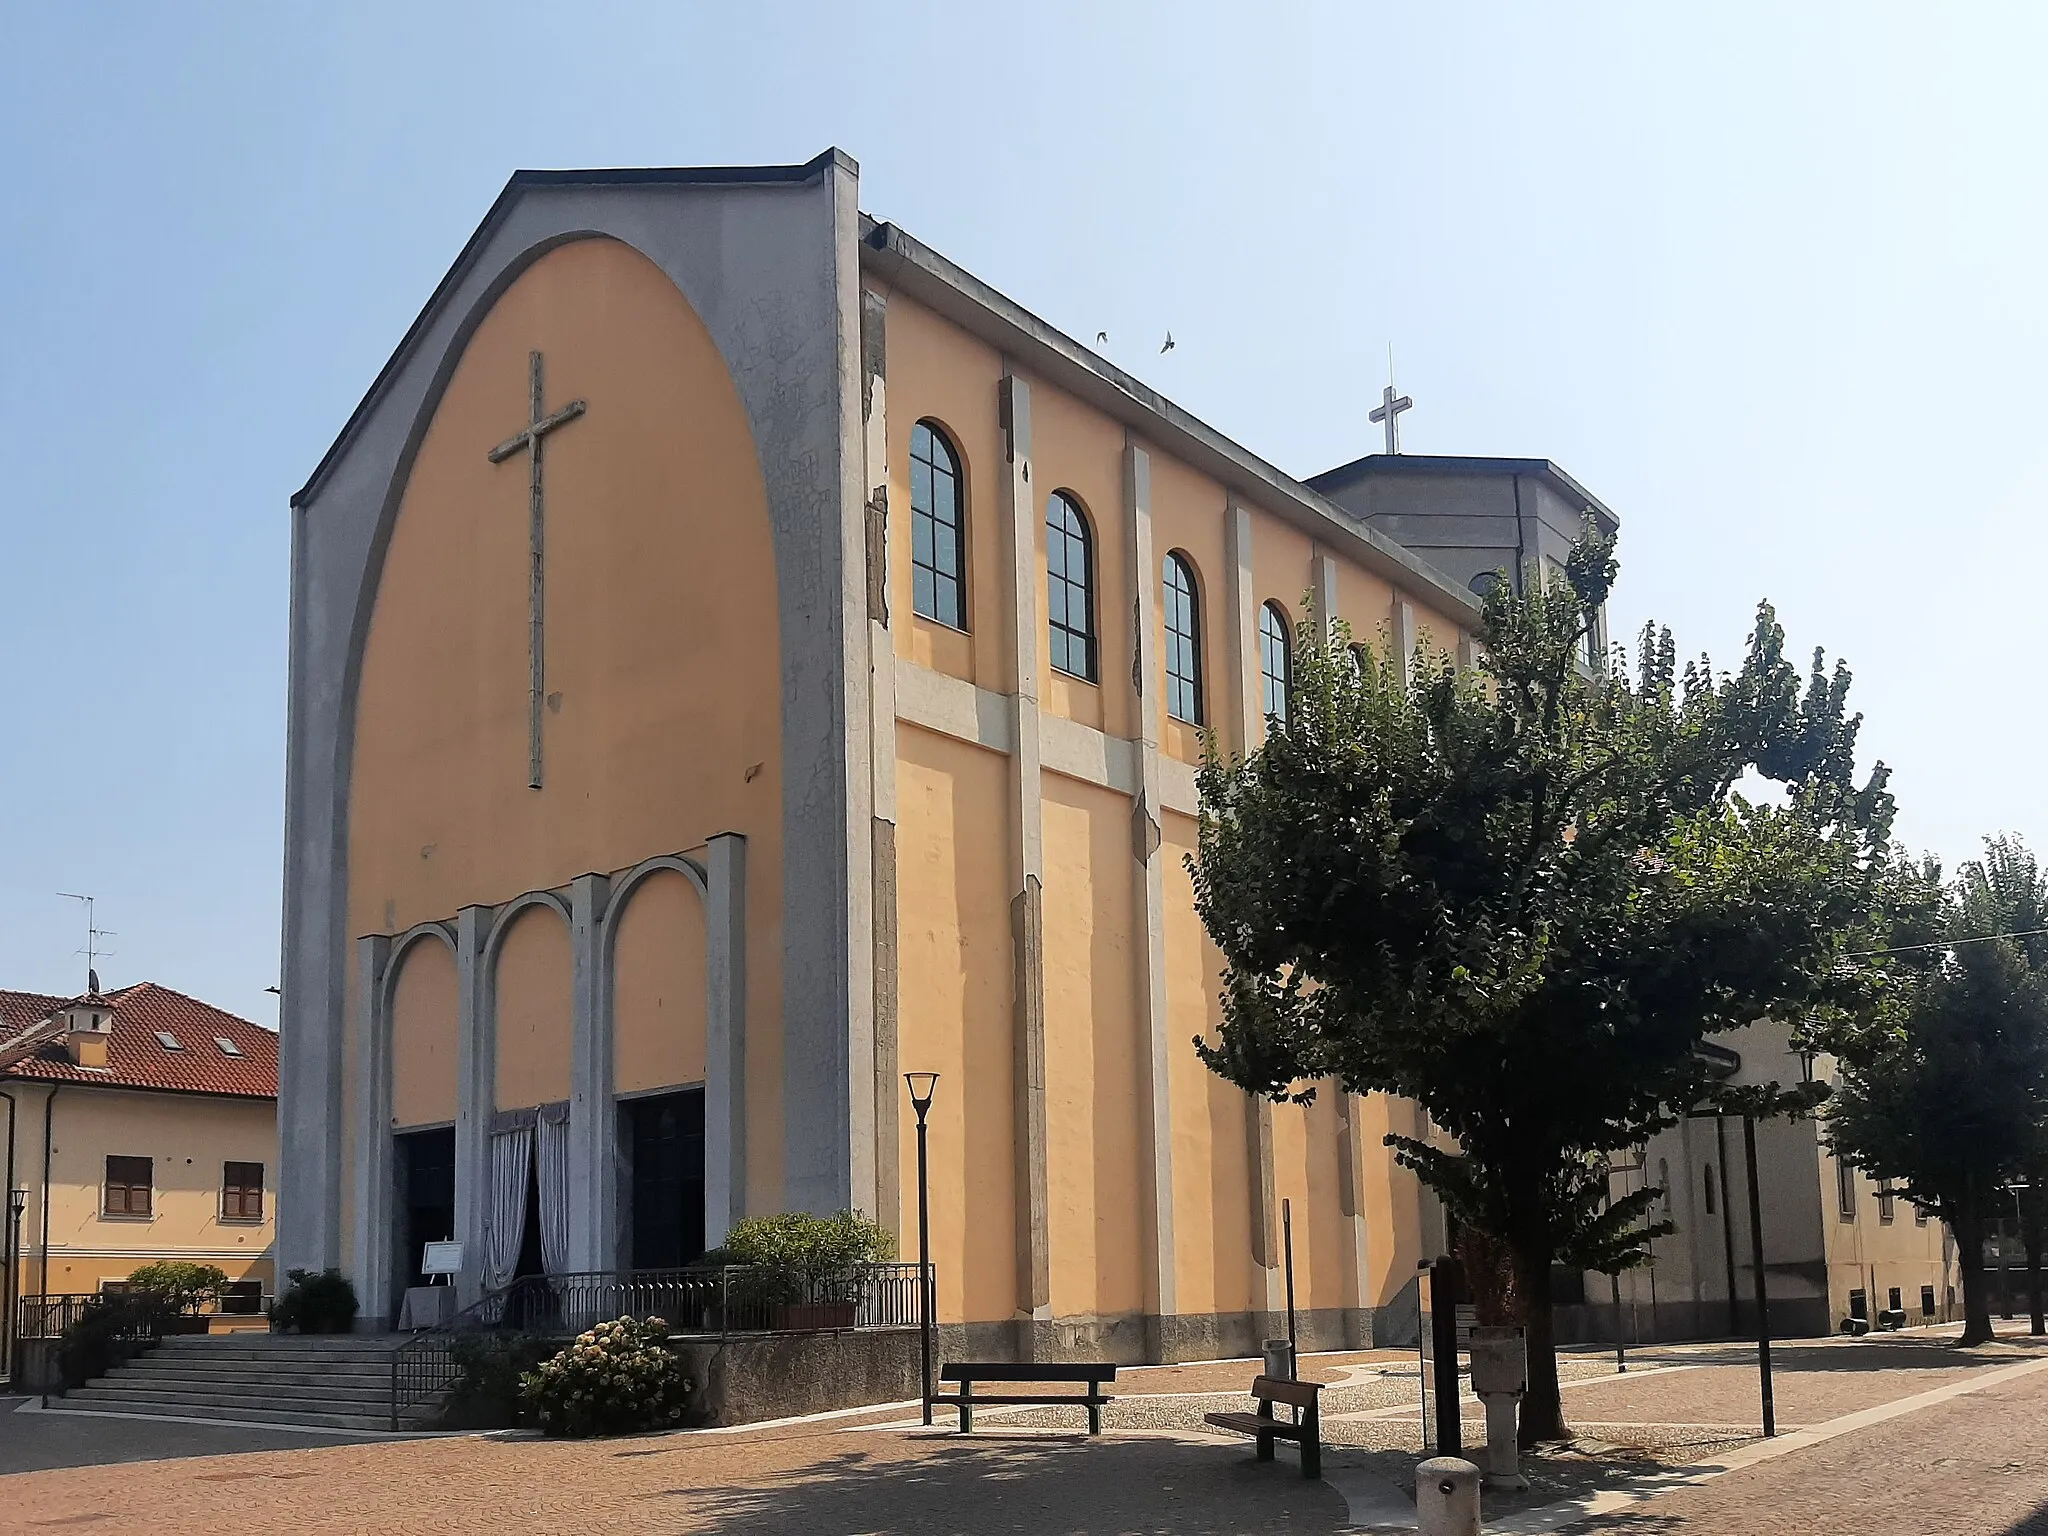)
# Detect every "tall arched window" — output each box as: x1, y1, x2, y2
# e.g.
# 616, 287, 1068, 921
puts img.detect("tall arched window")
910, 421, 966, 629
1162, 553, 1202, 725
1259, 601, 1291, 724
1046, 491, 1096, 681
